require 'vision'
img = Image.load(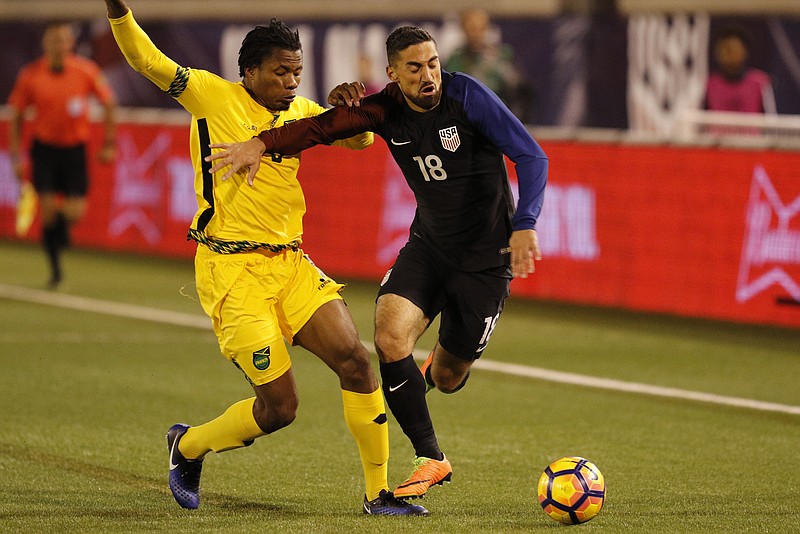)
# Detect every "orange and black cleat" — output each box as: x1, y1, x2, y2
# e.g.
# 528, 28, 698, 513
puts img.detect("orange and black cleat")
394, 455, 452, 499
